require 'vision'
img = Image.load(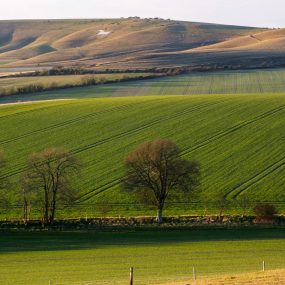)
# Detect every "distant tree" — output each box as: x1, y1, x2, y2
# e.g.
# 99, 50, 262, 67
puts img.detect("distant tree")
123, 139, 200, 223
215, 195, 230, 219
254, 203, 277, 221
236, 196, 252, 216
97, 198, 113, 218
23, 148, 80, 225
